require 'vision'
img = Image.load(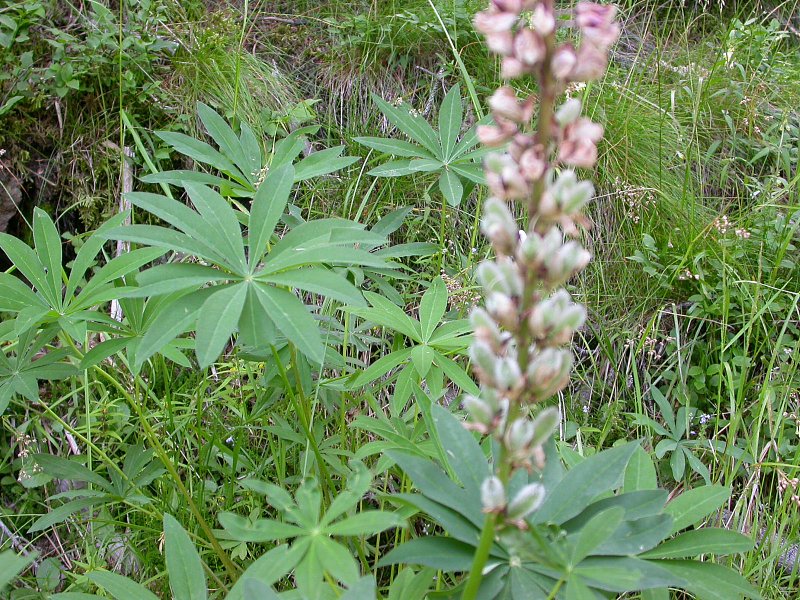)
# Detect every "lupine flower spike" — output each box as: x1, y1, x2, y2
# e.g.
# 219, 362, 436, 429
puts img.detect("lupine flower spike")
462, 2, 618, 596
